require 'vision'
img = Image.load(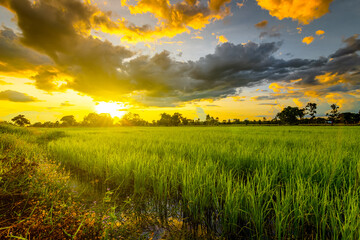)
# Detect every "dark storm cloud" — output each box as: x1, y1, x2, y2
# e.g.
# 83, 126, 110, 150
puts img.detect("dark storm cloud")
1, 0, 134, 99
0, 0, 360, 106
0, 90, 38, 102
0, 27, 52, 73
330, 34, 360, 58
